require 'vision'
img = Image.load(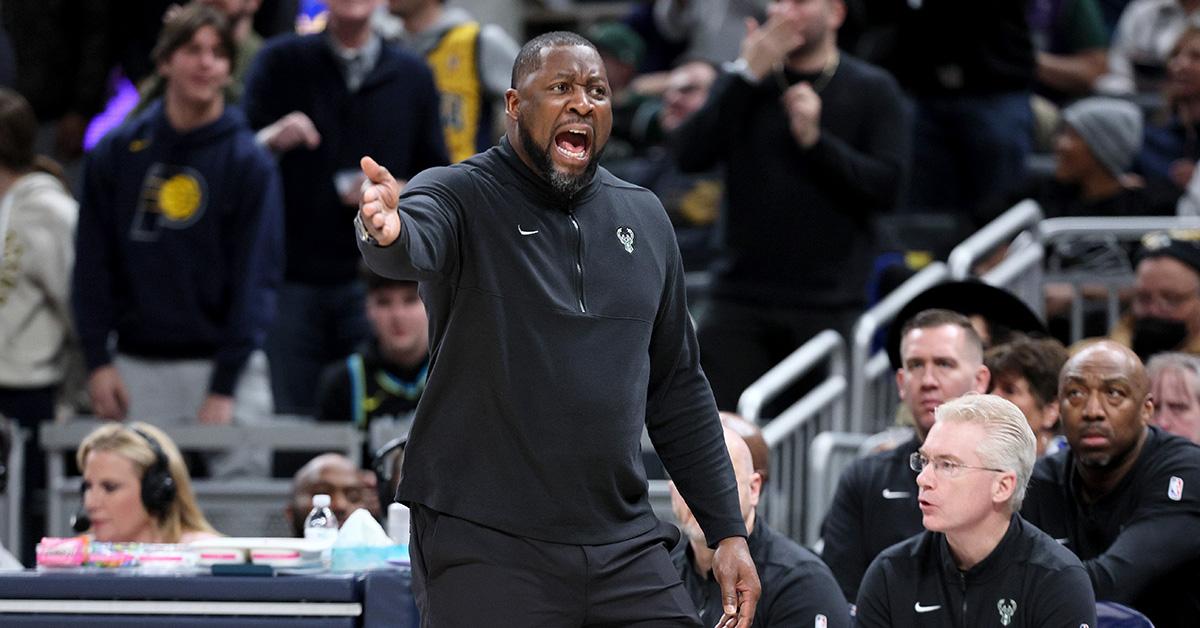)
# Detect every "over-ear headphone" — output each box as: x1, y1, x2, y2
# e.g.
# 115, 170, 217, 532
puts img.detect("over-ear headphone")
133, 427, 177, 519
72, 426, 178, 533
